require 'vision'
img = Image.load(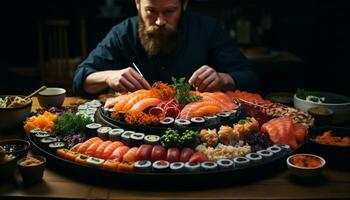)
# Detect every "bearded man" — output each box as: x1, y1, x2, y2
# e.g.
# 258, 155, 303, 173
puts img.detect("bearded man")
73, 0, 259, 97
